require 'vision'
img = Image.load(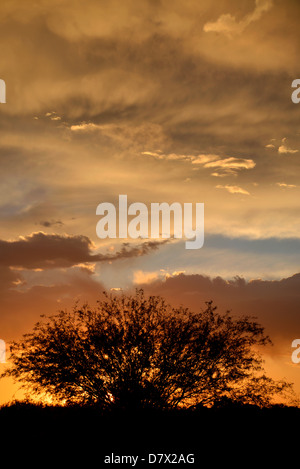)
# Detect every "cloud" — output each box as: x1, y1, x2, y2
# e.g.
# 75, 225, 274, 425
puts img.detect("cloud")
133, 267, 188, 285
141, 151, 164, 158
68, 122, 168, 152
203, 0, 273, 36
141, 151, 196, 162
0, 232, 168, 270
276, 183, 297, 189
0, 267, 108, 340
138, 272, 300, 352
203, 157, 256, 176
216, 185, 250, 195
211, 172, 227, 178
133, 270, 159, 285
70, 123, 101, 132
0, 266, 24, 291
137, 271, 300, 395
44, 112, 62, 121
265, 138, 299, 154
111, 240, 170, 261
278, 145, 299, 155
39, 220, 64, 228
190, 154, 219, 165
142, 152, 255, 176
